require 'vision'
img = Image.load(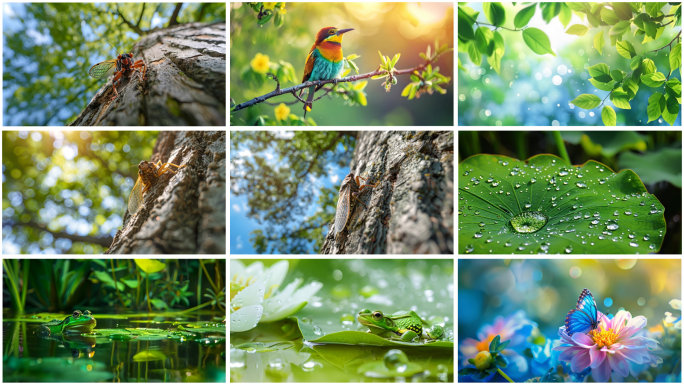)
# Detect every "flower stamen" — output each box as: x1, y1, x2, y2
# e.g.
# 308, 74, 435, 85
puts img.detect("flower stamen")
590, 327, 619, 348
